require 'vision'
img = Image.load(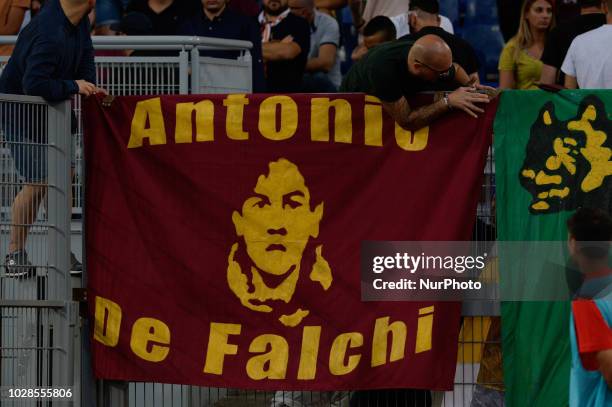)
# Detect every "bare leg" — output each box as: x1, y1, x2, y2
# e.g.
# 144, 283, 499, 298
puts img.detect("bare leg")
8, 183, 47, 253
9, 168, 75, 254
